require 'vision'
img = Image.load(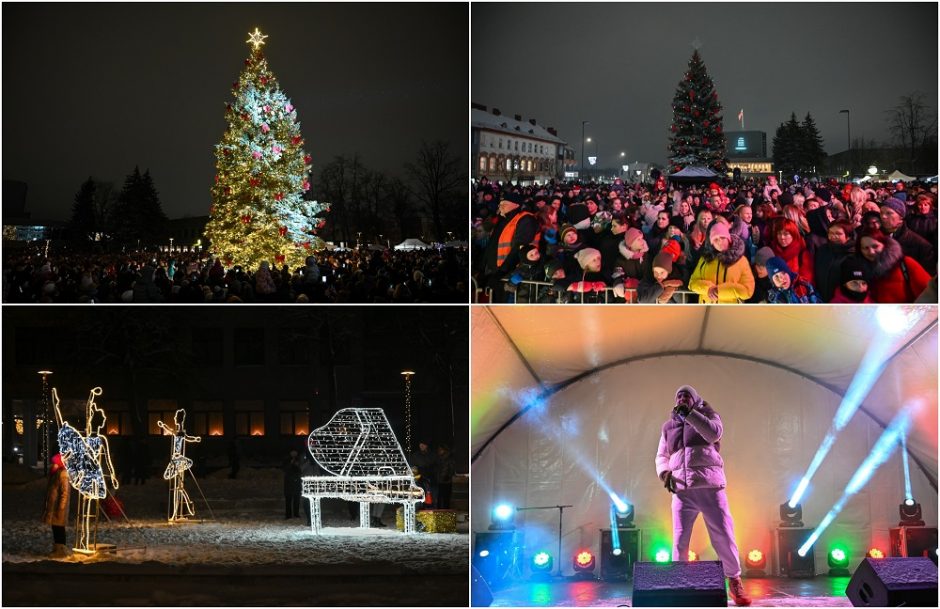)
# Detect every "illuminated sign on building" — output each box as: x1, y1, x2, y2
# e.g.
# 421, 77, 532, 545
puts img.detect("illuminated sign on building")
735, 137, 747, 152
